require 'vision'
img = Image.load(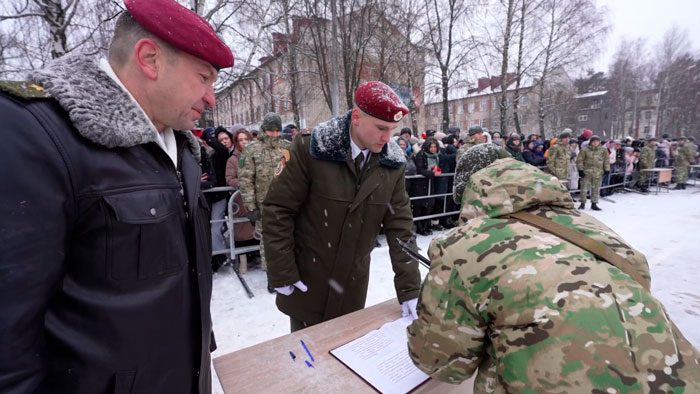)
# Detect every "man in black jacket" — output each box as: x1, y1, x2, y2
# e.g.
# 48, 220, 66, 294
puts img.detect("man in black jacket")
0, 0, 233, 393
